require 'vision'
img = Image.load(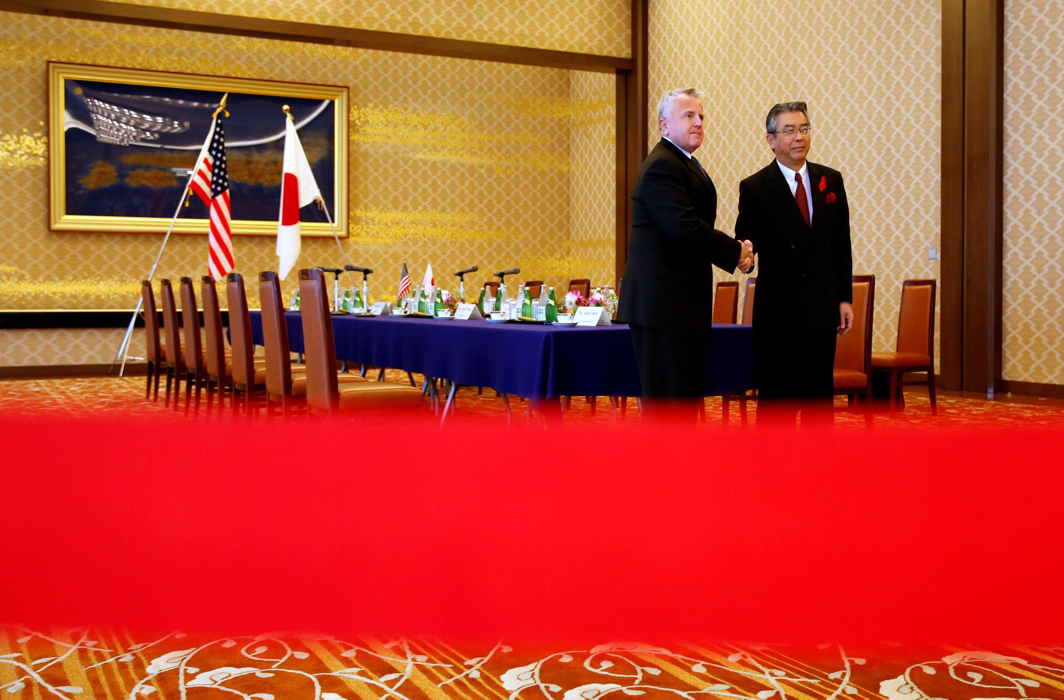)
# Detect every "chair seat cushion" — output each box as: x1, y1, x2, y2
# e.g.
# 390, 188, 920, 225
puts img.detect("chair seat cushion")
871, 352, 931, 368
336, 383, 424, 410
833, 369, 868, 389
